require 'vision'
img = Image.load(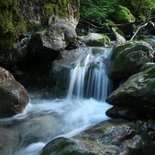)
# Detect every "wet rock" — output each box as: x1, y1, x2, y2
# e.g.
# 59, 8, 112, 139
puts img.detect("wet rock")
0, 67, 29, 117
106, 65, 155, 117
41, 119, 155, 155
108, 41, 154, 80
106, 106, 137, 120
41, 137, 89, 155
